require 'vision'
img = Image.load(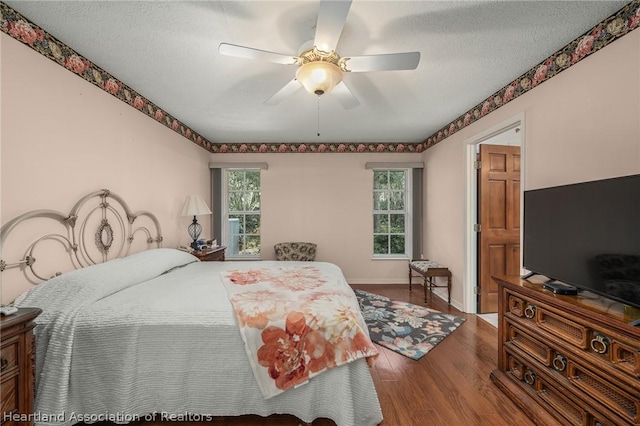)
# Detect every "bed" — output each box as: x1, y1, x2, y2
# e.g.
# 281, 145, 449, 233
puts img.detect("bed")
1, 190, 382, 426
